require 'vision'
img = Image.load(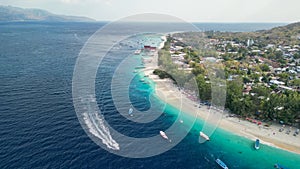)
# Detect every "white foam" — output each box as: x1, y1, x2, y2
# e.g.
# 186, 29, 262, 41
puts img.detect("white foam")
83, 112, 120, 150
